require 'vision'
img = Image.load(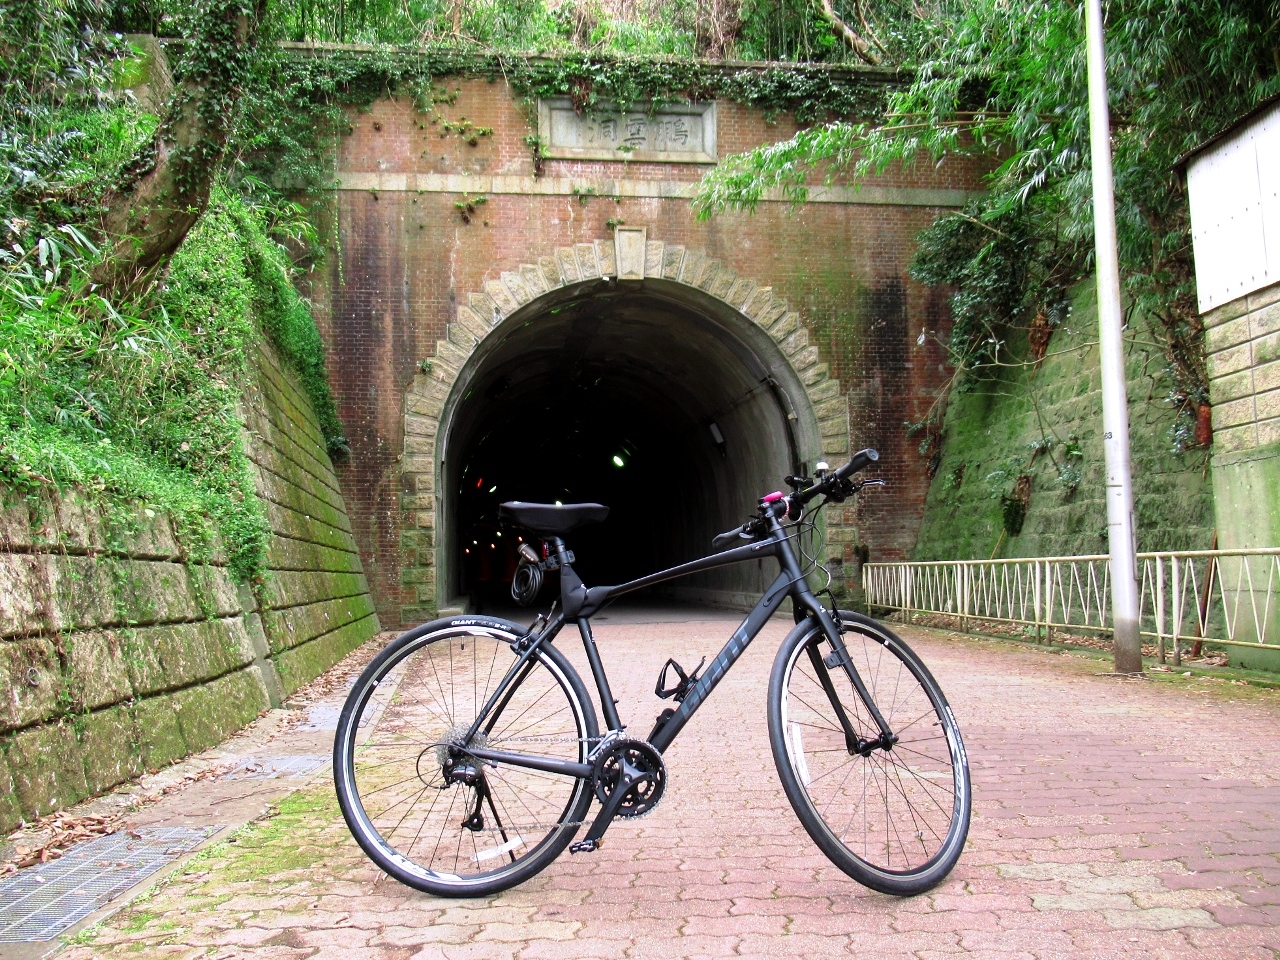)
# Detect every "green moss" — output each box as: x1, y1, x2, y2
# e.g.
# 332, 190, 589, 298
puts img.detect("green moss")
914, 282, 1215, 560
